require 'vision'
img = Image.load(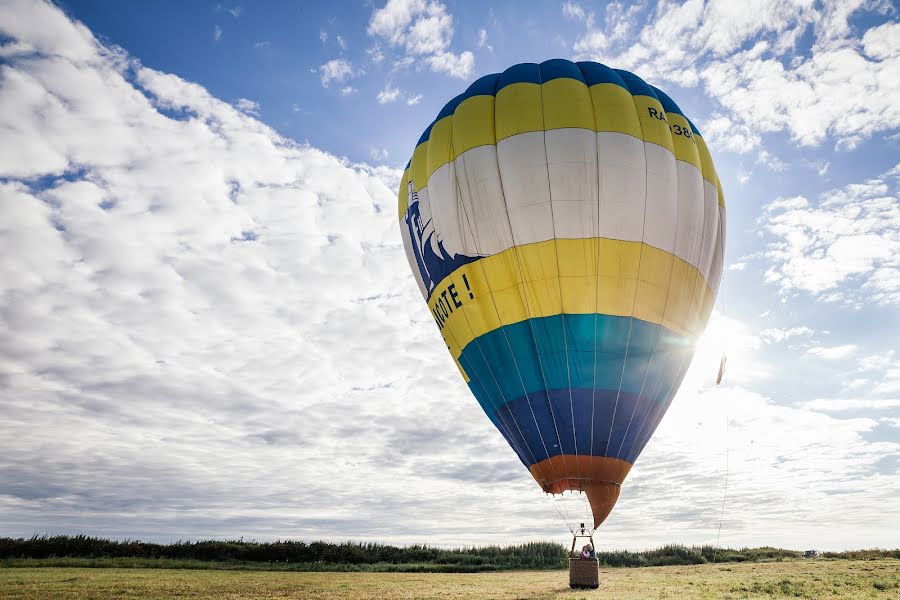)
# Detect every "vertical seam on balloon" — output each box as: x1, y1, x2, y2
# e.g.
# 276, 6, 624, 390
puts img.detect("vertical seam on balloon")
540, 63, 582, 489
492, 72, 569, 492
483, 67, 565, 487
603, 75, 649, 459
447, 108, 546, 475
576, 61, 603, 473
